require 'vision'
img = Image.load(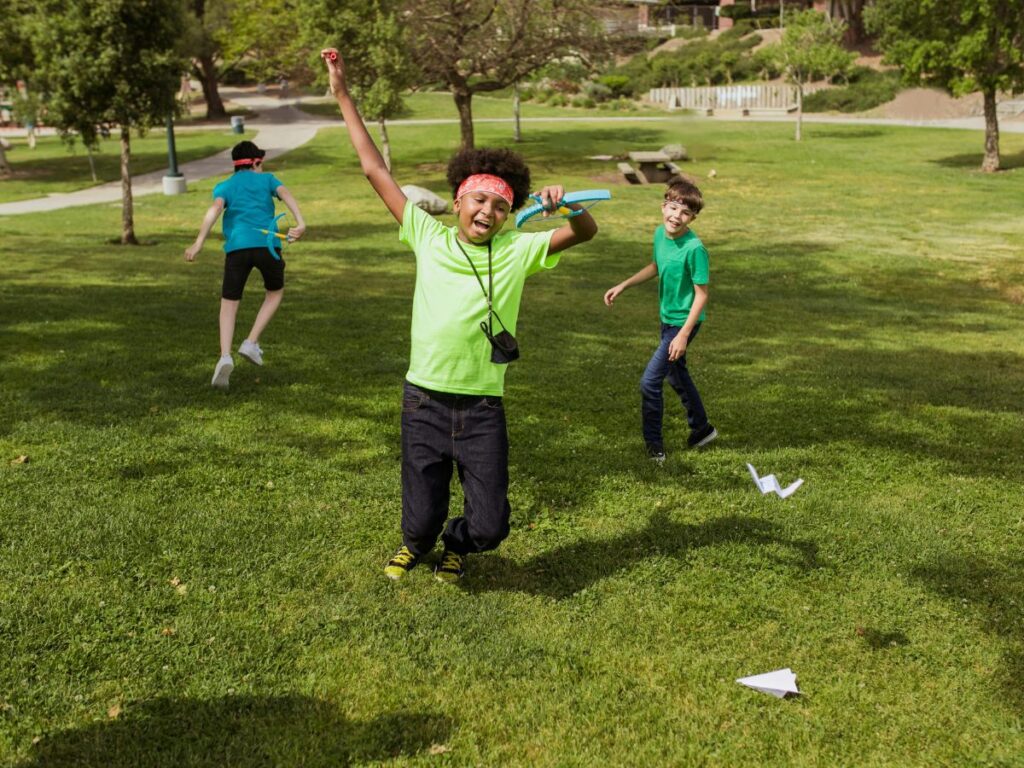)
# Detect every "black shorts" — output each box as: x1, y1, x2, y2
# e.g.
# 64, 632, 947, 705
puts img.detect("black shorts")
221, 247, 285, 300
